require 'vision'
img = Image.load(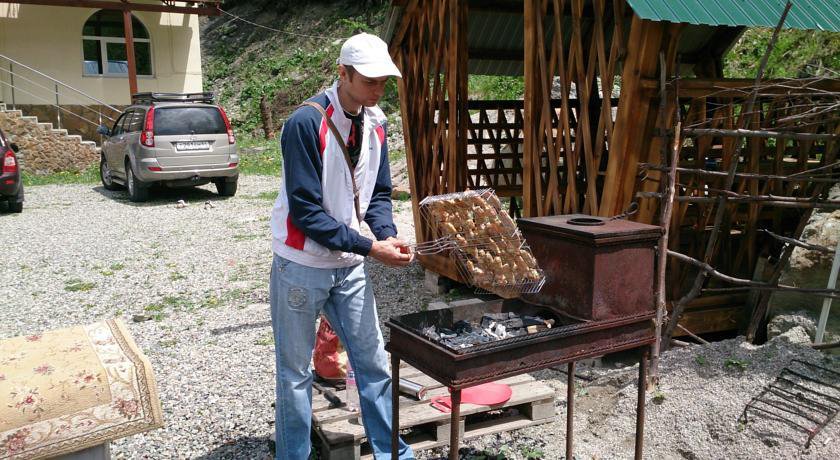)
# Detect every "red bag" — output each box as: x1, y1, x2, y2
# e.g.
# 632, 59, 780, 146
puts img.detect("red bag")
313, 316, 347, 381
